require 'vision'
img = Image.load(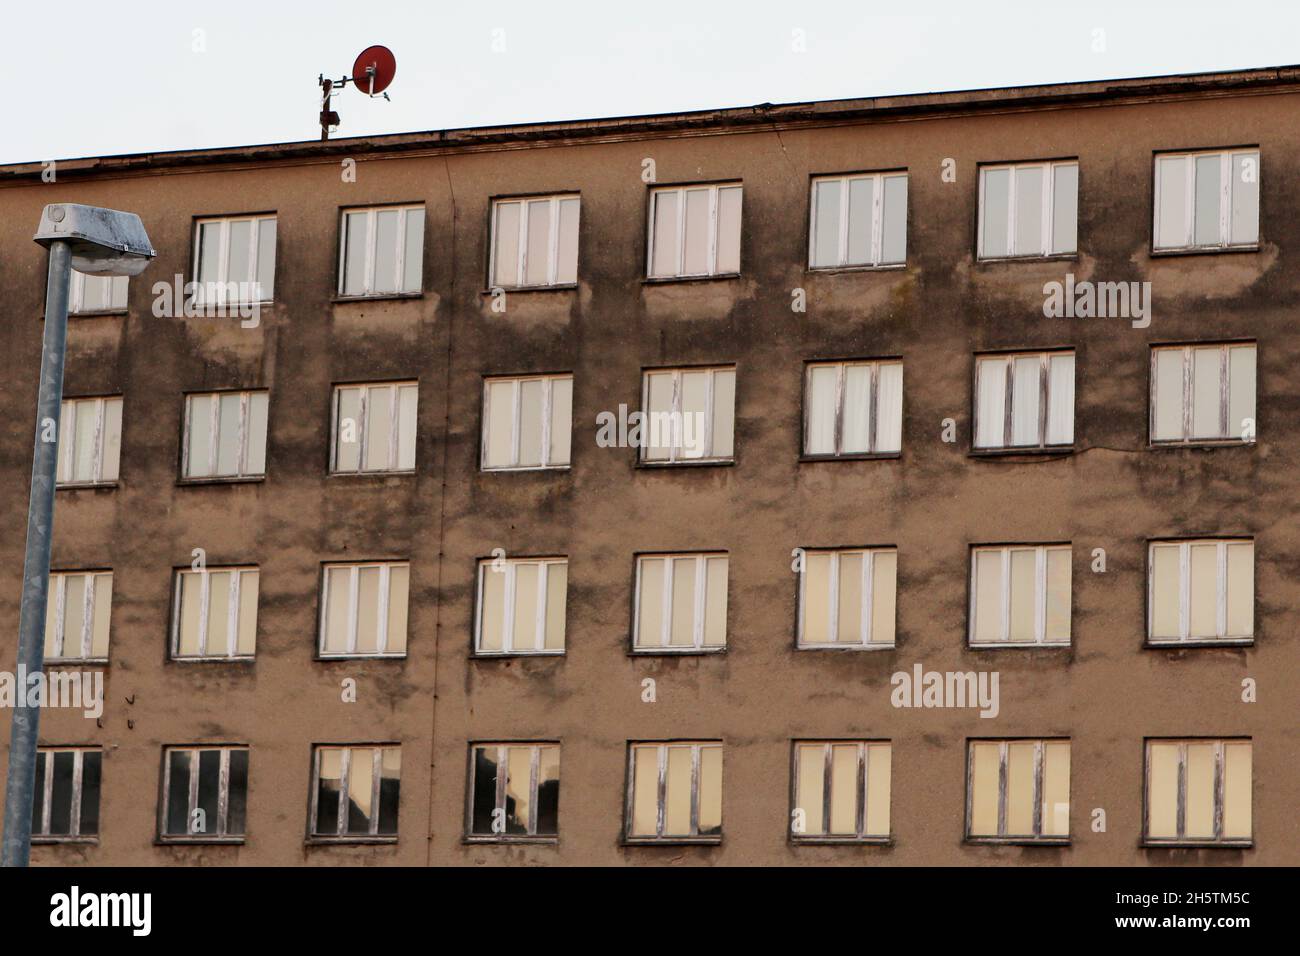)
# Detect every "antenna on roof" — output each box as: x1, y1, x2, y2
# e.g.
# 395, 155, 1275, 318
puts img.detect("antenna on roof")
318, 45, 397, 141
